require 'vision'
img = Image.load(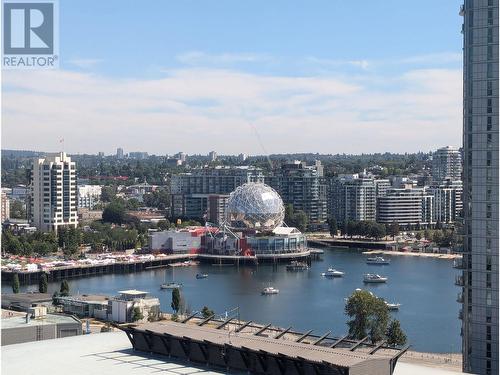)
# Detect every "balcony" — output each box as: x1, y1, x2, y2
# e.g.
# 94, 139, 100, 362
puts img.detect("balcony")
459, 4, 465, 16
455, 275, 465, 286
457, 292, 464, 303
458, 309, 463, 320
453, 259, 466, 269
